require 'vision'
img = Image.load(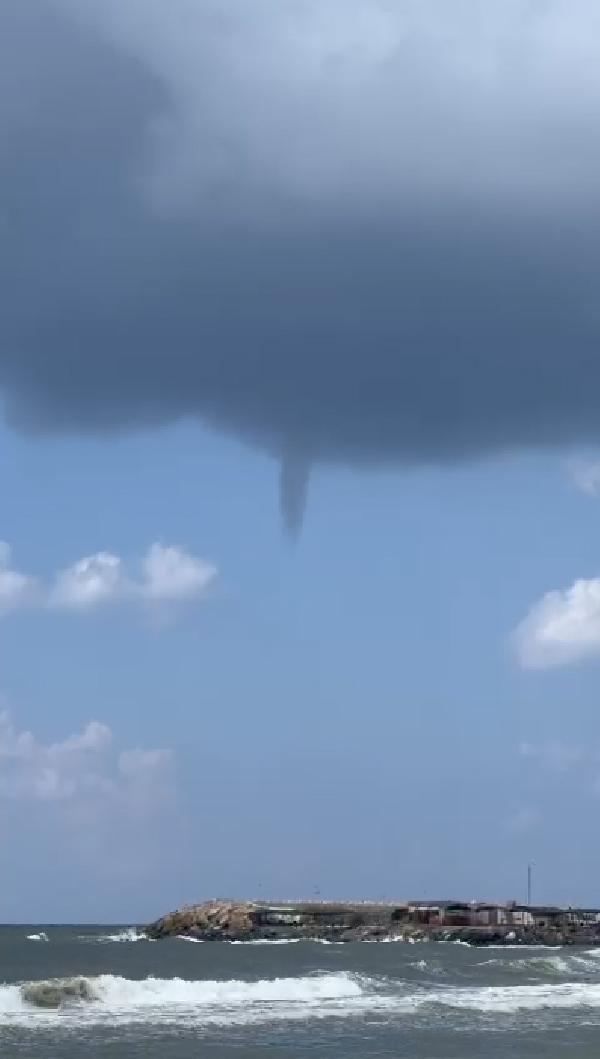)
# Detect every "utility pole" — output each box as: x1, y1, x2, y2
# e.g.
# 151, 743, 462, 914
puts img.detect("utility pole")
527, 862, 534, 906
